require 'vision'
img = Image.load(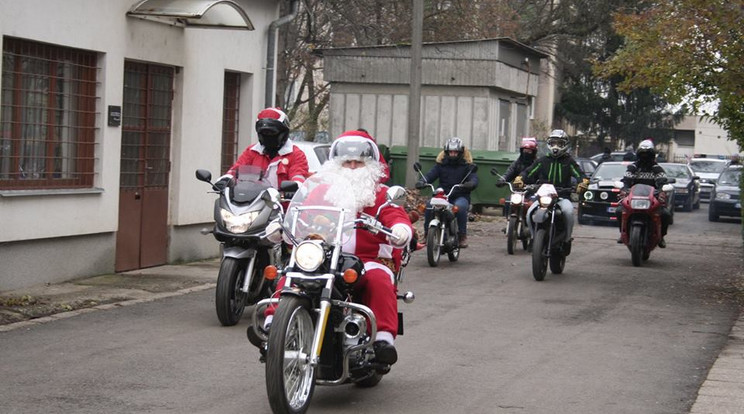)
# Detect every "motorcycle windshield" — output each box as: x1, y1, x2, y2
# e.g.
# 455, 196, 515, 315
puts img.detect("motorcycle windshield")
536, 183, 558, 197
284, 172, 357, 246
630, 183, 654, 197
232, 165, 271, 203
